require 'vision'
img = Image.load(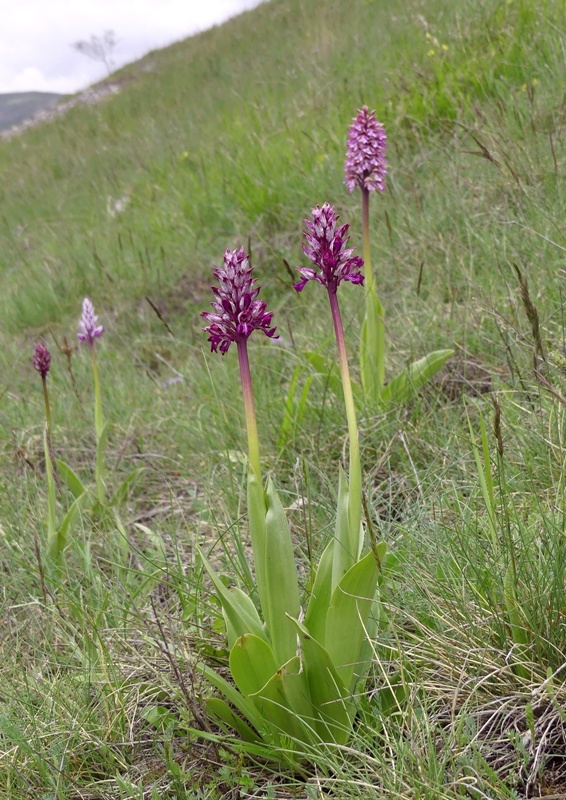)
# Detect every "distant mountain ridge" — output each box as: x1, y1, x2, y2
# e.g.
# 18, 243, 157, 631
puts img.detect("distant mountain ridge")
0, 92, 64, 132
